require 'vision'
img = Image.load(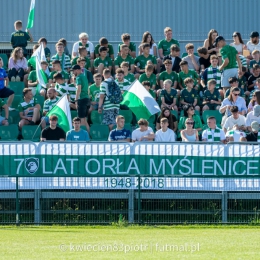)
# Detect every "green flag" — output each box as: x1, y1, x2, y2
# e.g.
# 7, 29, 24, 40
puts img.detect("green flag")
26, 0, 35, 29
